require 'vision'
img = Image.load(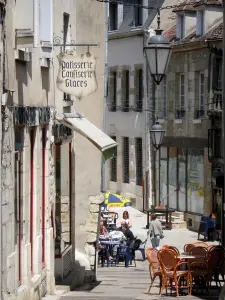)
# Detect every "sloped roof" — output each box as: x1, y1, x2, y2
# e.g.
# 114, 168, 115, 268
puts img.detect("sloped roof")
173, 0, 222, 12
169, 21, 223, 47
109, 0, 165, 37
